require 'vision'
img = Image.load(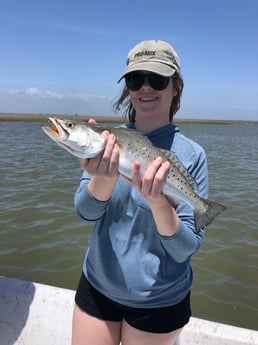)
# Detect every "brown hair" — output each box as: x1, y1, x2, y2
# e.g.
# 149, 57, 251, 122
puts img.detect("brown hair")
113, 73, 184, 123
